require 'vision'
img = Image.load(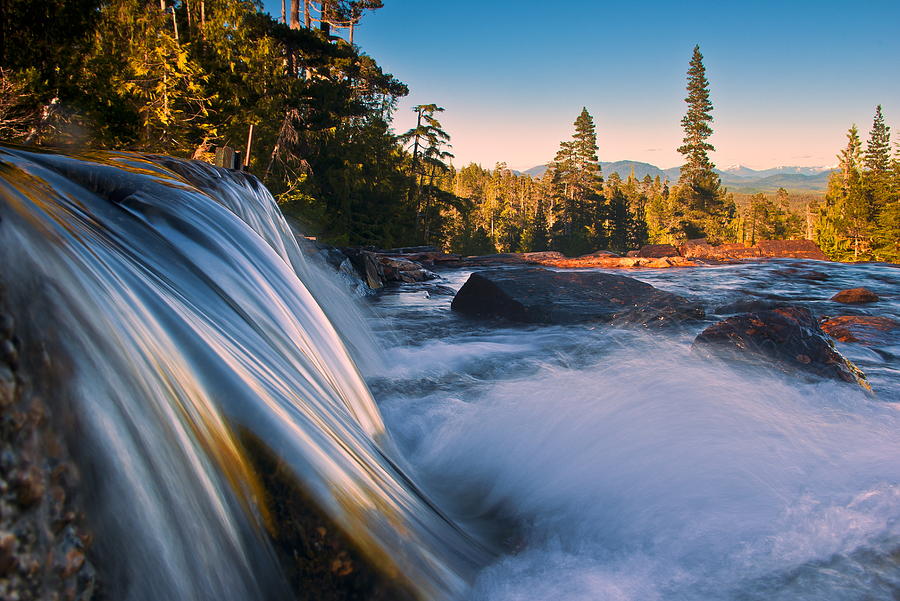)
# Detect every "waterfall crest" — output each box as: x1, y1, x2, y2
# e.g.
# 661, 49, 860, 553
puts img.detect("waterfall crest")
0, 147, 488, 600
